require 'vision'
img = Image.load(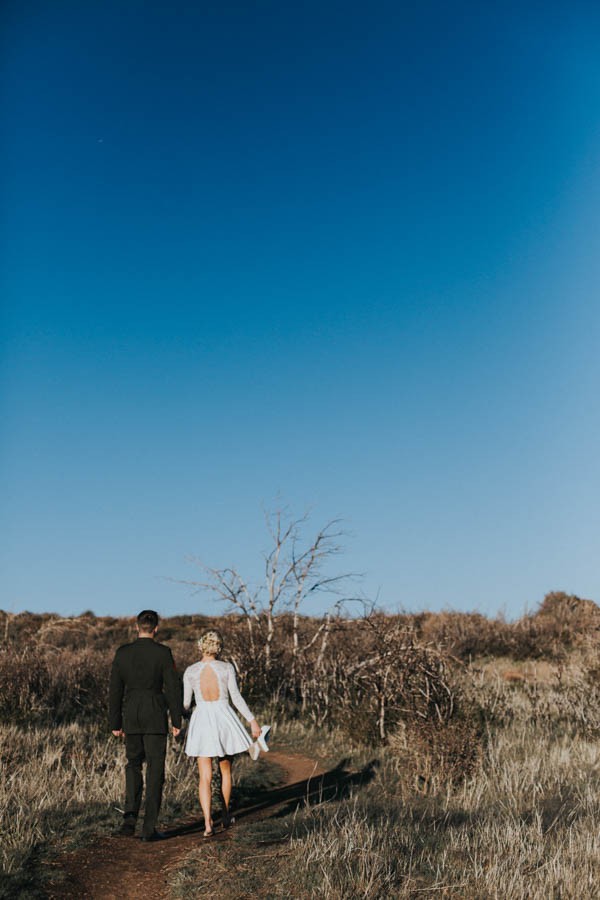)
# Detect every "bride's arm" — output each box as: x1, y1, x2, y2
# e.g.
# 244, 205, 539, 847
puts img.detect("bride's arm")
227, 664, 260, 736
